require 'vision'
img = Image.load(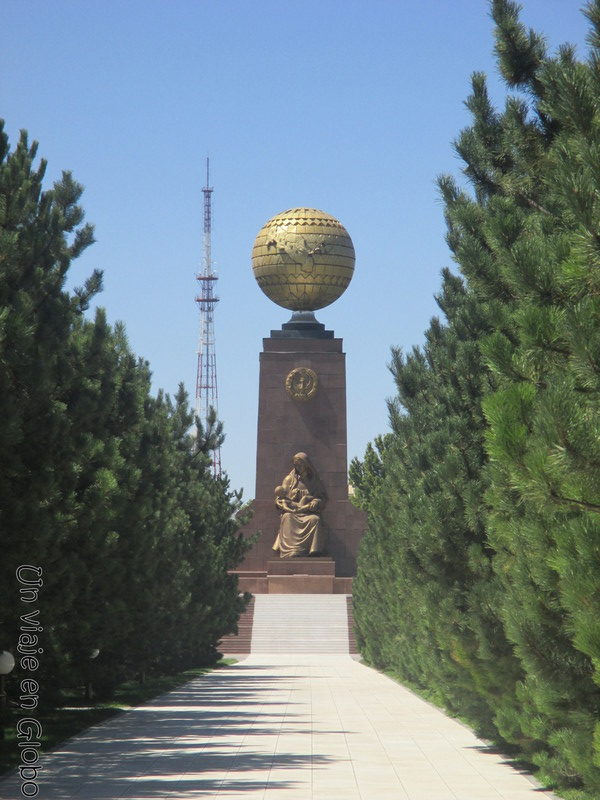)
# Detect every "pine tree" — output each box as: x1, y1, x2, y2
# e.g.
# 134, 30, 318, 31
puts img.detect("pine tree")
438, 1, 600, 791
354, 2, 600, 793
0, 122, 251, 715
352, 271, 520, 737
0, 122, 99, 696
172, 388, 251, 667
